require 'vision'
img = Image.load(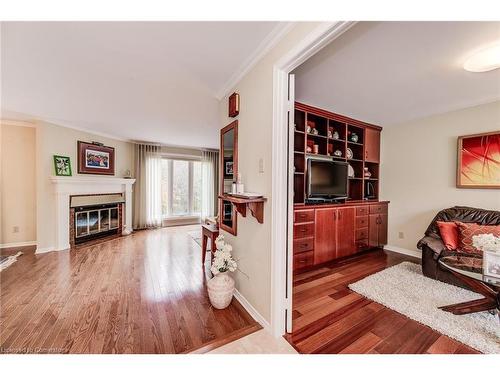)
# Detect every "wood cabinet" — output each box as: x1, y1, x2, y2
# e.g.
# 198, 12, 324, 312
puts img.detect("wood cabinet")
364, 127, 380, 163
369, 213, 388, 248
294, 202, 389, 271
314, 208, 337, 264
